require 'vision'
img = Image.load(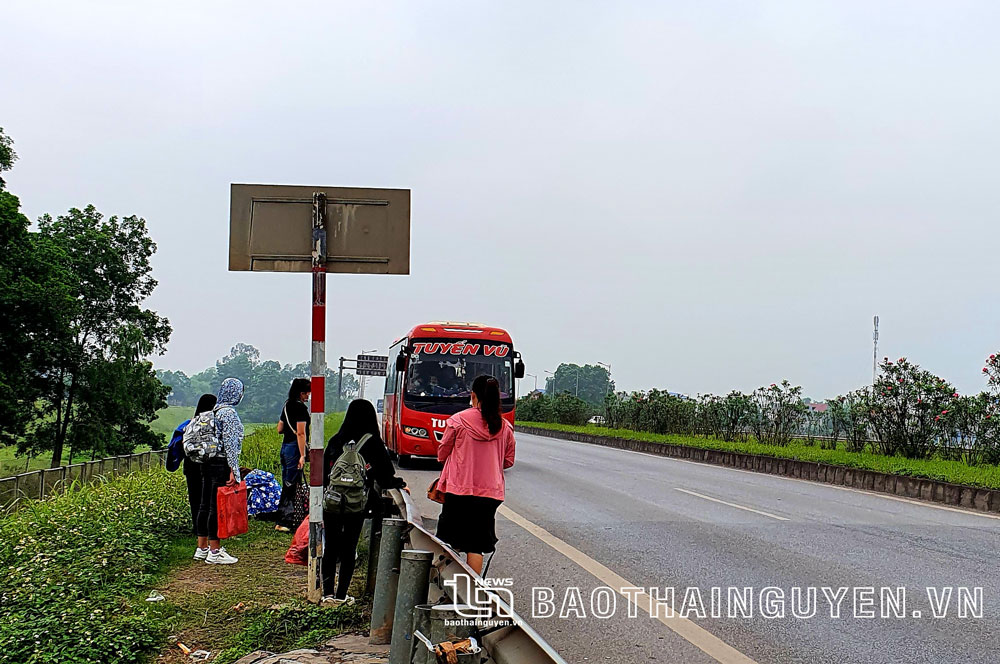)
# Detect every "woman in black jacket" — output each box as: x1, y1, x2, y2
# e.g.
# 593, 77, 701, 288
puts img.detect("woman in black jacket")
322, 399, 406, 603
